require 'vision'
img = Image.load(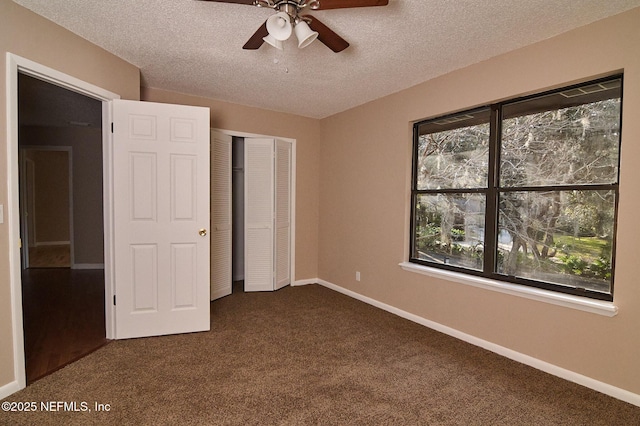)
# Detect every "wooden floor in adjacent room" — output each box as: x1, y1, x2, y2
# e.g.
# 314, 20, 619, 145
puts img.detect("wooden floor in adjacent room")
28, 244, 71, 268
21, 268, 107, 384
